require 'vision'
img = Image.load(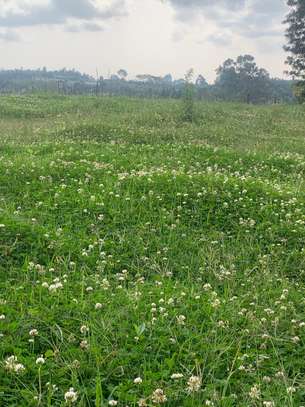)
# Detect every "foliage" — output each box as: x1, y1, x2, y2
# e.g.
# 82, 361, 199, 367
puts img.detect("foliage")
284, 0, 305, 102
215, 55, 272, 103
284, 0, 305, 80
181, 69, 196, 122
0, 60, 295, 104
1, 96, 305, 406
293, 80, 305, 102
117, 69, 128, 80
